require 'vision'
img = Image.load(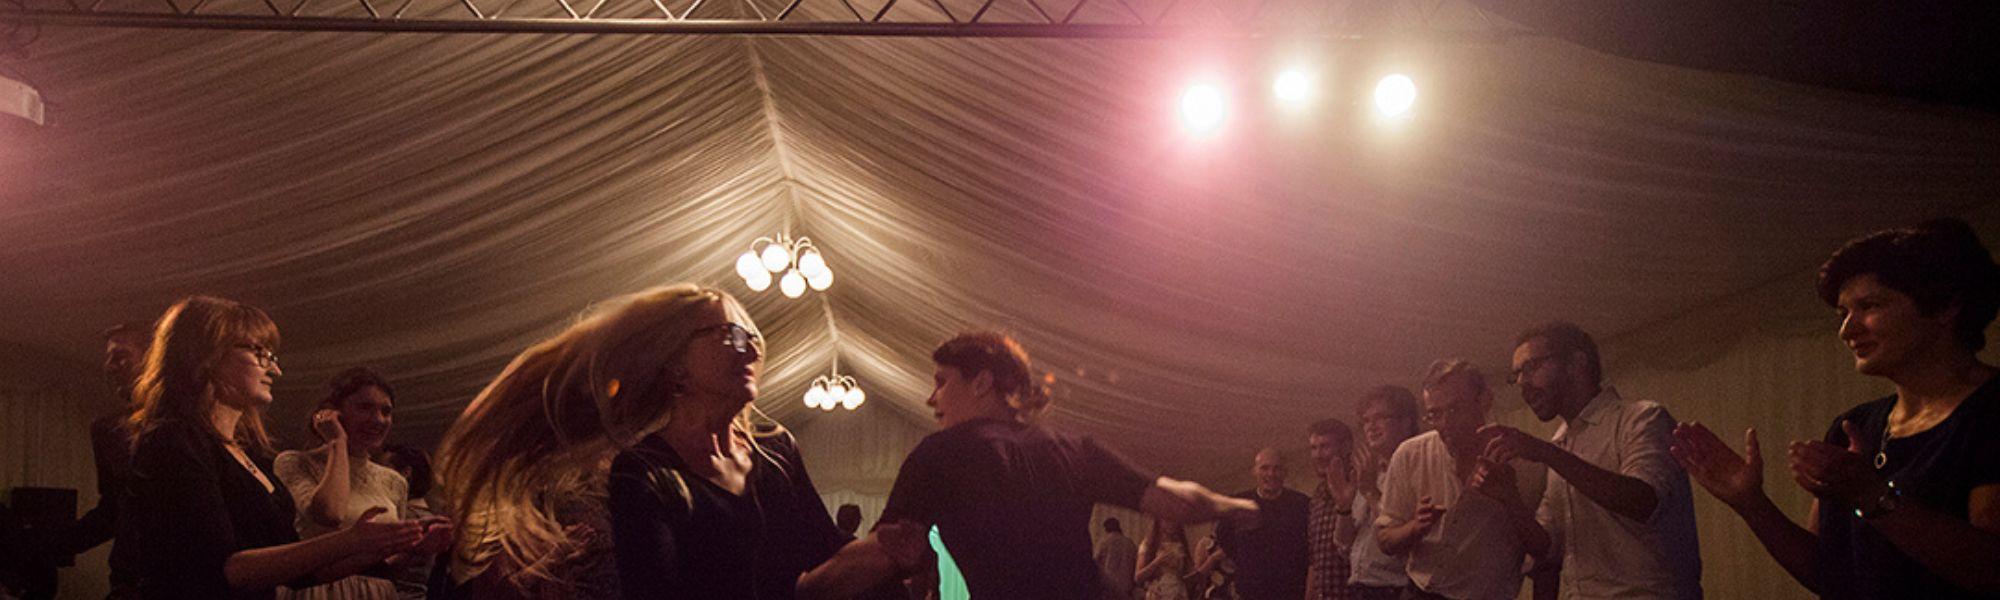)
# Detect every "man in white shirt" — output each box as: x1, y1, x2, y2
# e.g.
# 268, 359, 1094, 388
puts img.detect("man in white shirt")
1480, 322, 1702, 599
1377, 359, 1549, 600
1094, 517, 1138, 600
